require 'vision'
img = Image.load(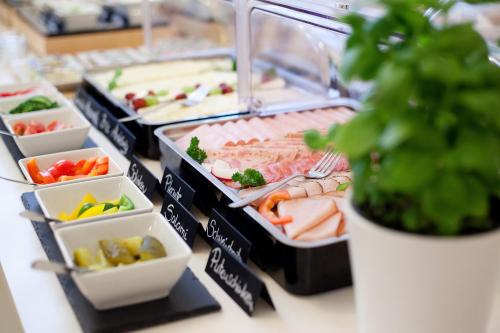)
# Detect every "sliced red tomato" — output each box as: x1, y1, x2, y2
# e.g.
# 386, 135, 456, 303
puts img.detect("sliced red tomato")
12, 122, 26, 136
25, 121, 45, 135
47, 120, 60, 131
